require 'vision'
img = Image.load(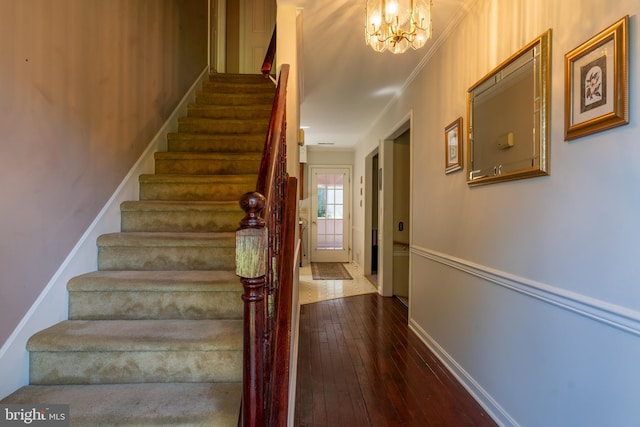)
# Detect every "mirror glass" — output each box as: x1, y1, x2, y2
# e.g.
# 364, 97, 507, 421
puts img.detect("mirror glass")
467, 30, 551, 186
